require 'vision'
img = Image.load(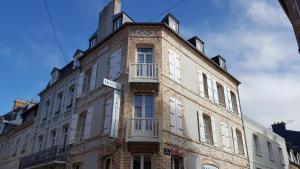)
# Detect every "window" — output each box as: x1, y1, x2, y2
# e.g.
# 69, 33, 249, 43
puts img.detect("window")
295, 0, 300, 17
13, 137, 20, 155
169, 18, 178, 33
253, 134, 261, 155
134, 95, 154, 133
22, 132, 30, 153
196, 40, 204, 53
67, 85, 75, 109
51, 129, 57, 147
168, 50, 181, 82
279, 147, 285, 165
217, 83, 225, 107
230, 91, 238, 115
220, 123, 230, 151
43, 100, 51, 121
83, 68, 92, 94
235, 129, 244, 155
38, 135, 44, 151
113, 17, 122, 31
171, 156, 183, 169
136, 48, 154, 78
169, 97, 183, 135
77, 112, 86, 142
203, 74, 209, 99
267, 141, 274, 161
73, 163, 81, 169
63, 125, 69, 146
55, 92, 63, 115
203, 164, 219, 169
290, 150, 294, 162
203, 114, 213, 145
89, 37, 97, 49
104, 156, 112, 169
132, 154, 152, 169
109, 50, 122, 80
